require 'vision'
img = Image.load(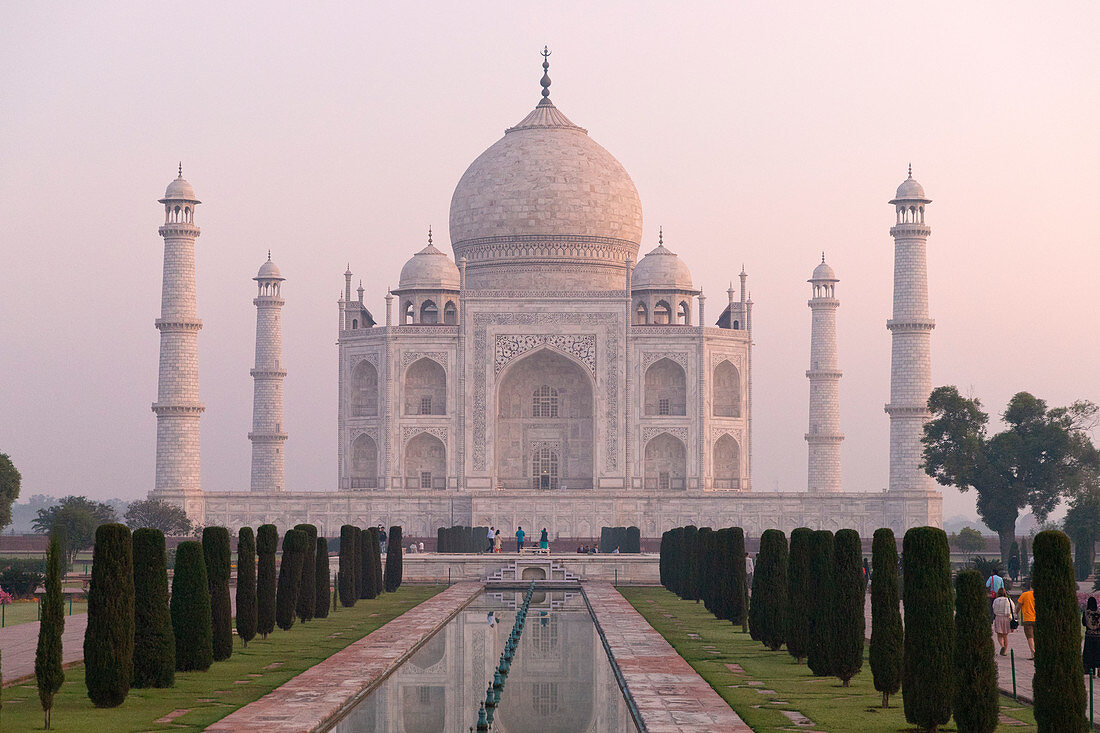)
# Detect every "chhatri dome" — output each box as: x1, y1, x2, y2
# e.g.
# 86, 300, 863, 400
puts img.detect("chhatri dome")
631, 229, 695, 291
256, 252, 284, 280
449, 48, 643, 290
162, 164, 199, 202
810, 253, 837, 282
891, 164, 930, 203
399, 229, 461, 291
